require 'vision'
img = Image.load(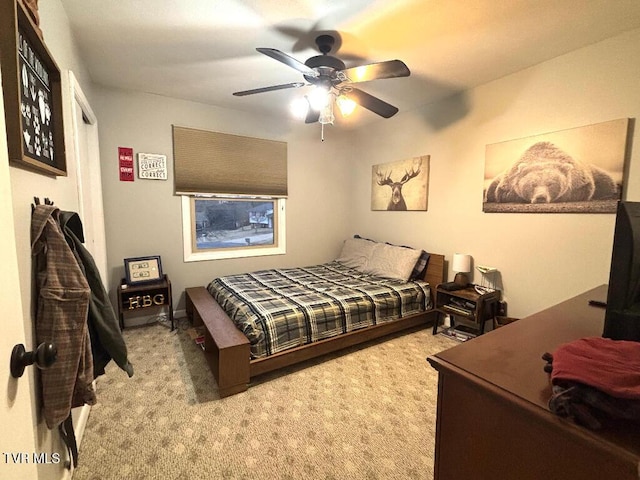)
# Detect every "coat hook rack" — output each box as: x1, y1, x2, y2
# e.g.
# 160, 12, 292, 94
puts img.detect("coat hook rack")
10, 342, 58, 378
31, 197, 54, 213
